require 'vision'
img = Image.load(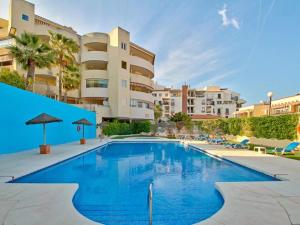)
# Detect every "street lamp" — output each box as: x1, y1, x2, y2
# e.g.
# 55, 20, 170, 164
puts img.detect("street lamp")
267, 92, 273, 116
